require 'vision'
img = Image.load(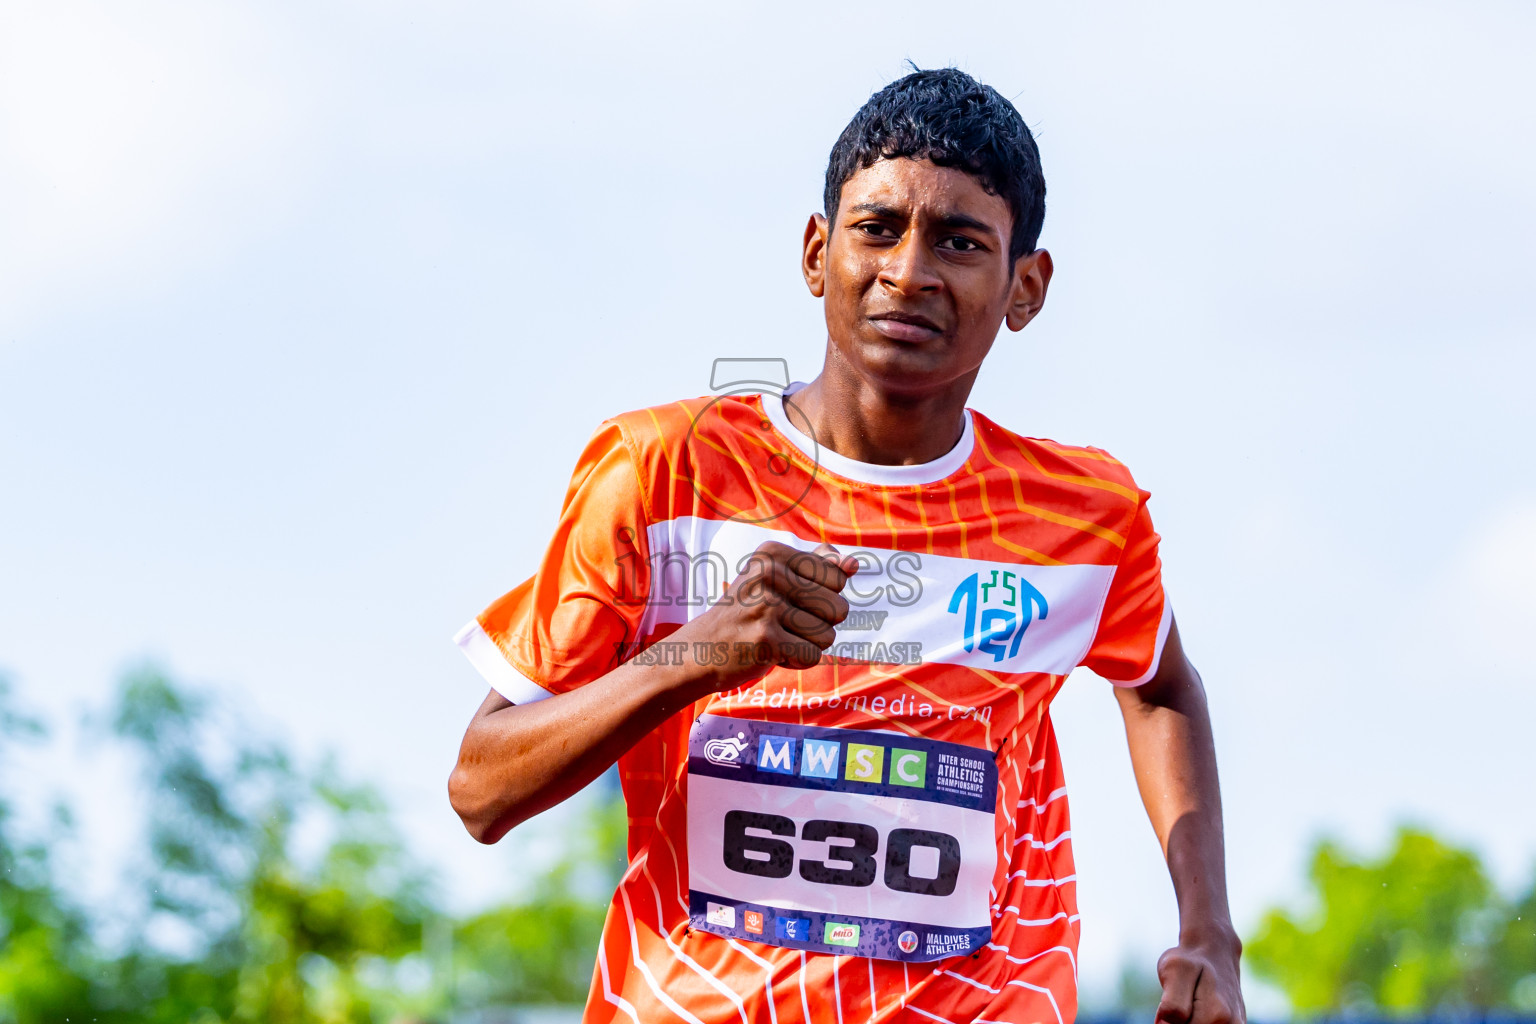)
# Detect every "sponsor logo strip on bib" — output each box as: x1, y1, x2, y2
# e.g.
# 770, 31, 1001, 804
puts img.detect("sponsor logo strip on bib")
687, 715, 997, 962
